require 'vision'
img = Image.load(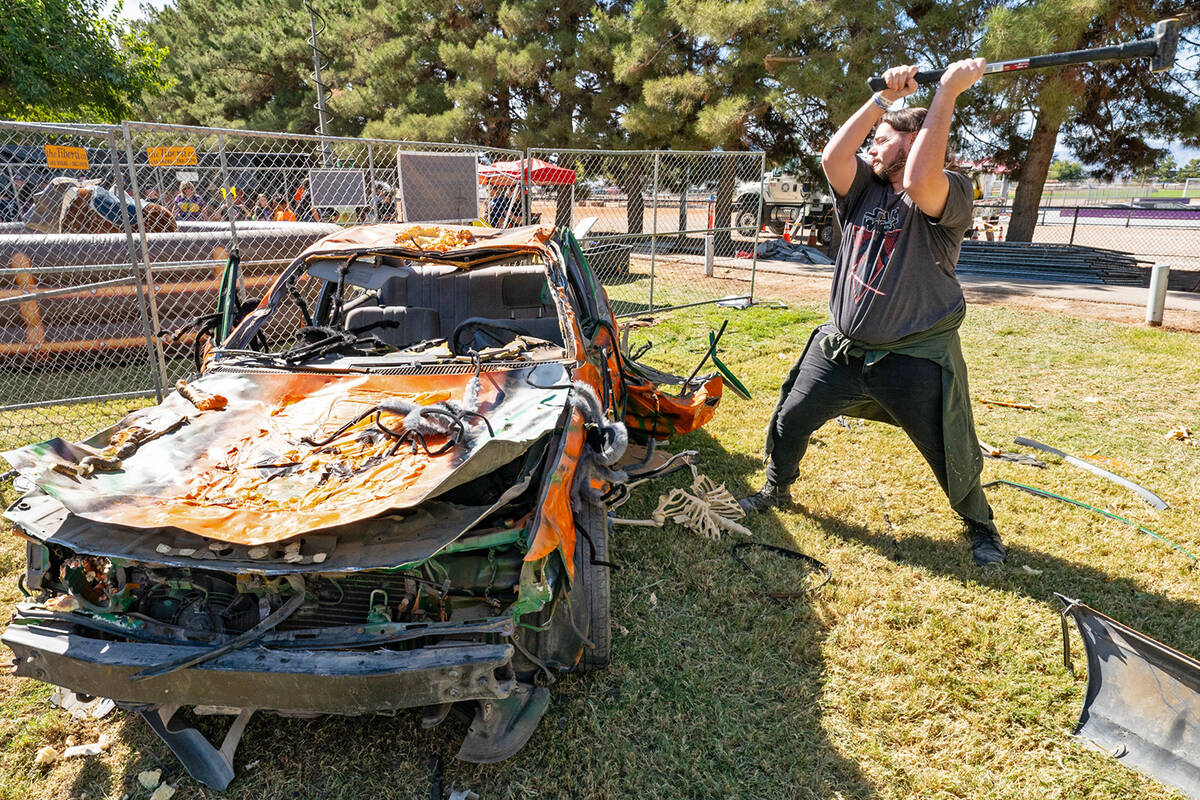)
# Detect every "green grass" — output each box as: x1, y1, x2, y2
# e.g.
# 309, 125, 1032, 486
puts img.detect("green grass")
3, 300, 1200, 799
